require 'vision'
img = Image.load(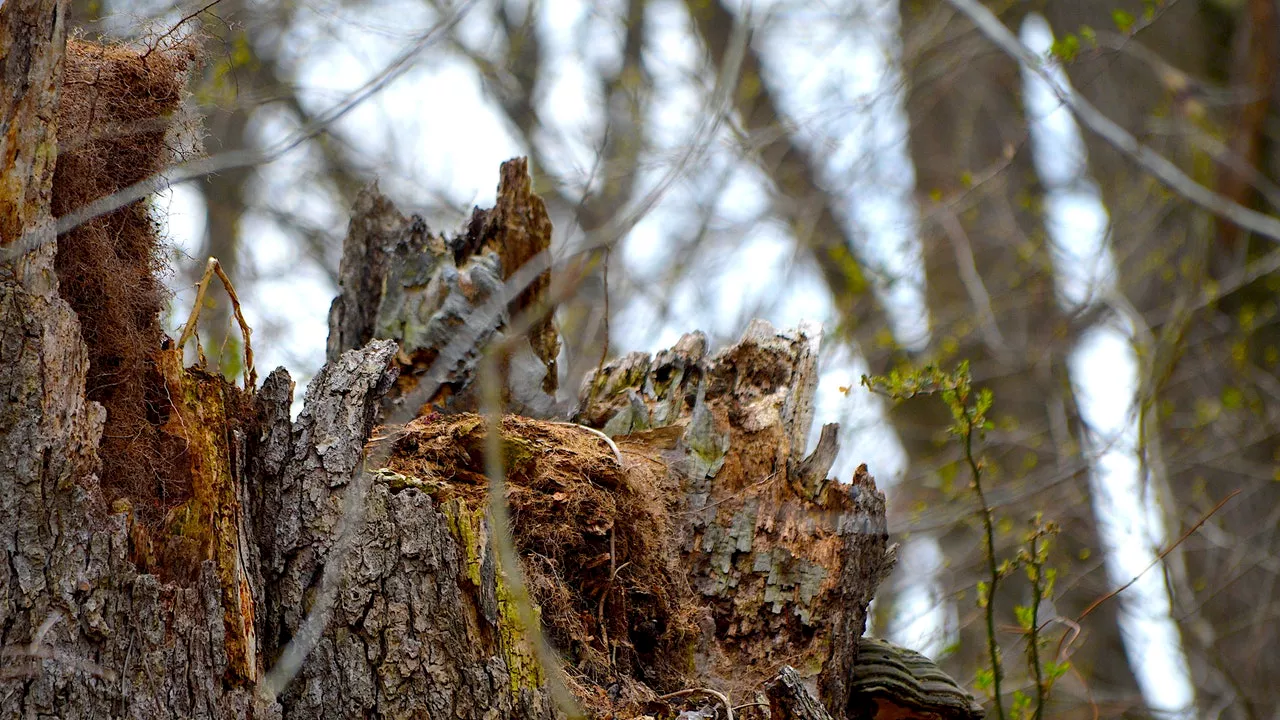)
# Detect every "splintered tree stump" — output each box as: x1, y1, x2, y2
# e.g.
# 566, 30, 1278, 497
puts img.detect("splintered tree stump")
304, 164, 899, 717
575, 321, 897, 715
0, 21, 971, 719
250, 345, 568, 719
